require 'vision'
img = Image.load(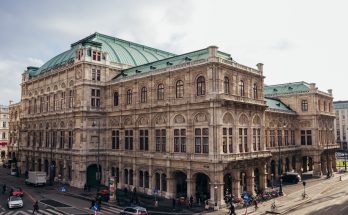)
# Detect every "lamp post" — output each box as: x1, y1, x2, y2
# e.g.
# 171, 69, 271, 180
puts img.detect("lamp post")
345, 147, 347, 172
92, 120, 100, 191
326, 129, 332, 178
271, 173, 274, 189
214, 185, 218, 210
